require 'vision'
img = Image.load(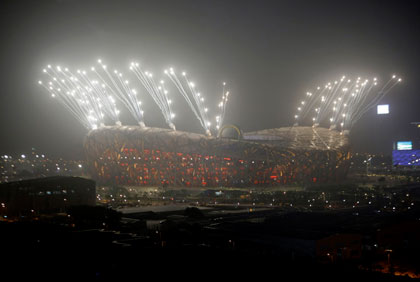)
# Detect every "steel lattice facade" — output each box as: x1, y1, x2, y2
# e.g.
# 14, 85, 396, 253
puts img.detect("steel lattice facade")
84, 126, 351, 187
